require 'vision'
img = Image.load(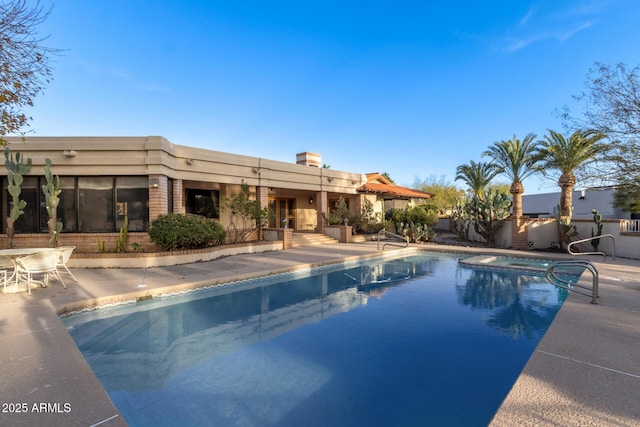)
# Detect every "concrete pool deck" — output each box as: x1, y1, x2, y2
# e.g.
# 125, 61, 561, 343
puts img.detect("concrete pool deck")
0, 242, 638, 426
